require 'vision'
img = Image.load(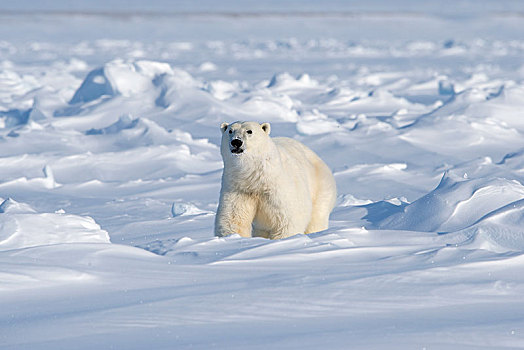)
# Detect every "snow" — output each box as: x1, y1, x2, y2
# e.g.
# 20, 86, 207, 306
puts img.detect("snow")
1, 1, 524, 349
